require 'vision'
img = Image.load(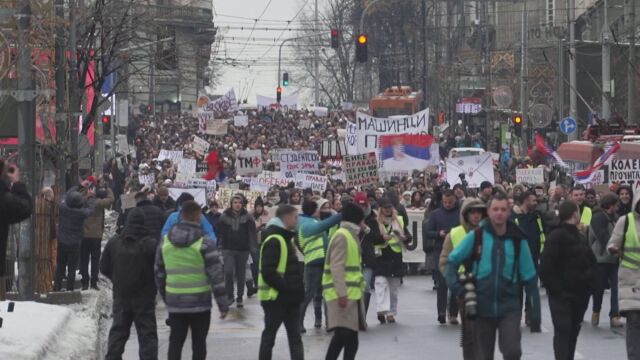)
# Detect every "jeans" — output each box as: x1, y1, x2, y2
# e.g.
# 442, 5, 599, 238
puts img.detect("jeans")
434, 270, 449, 317
325, 327, 358, 360
300, 263, 323, 327
79, 237, 102, 286
167, 311, 211, 360
592, 263, 620, 317
548, 294, 590, 360
473, 313, 522, 360
106, 298, 157, 360
259, 302, 304, 360
222, 249, 250, 301
54, 243, 80, 291
627, 311, 640, 360
362, 267, 374, 294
